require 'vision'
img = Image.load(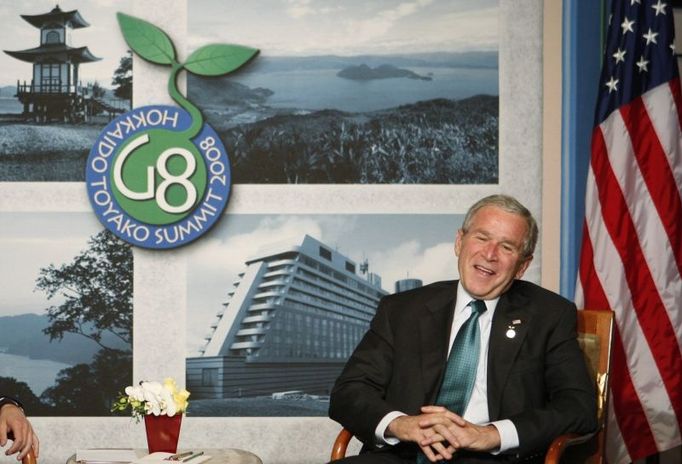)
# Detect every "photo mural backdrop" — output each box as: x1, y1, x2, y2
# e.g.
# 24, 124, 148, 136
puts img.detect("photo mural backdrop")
0, 0, 546, 432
